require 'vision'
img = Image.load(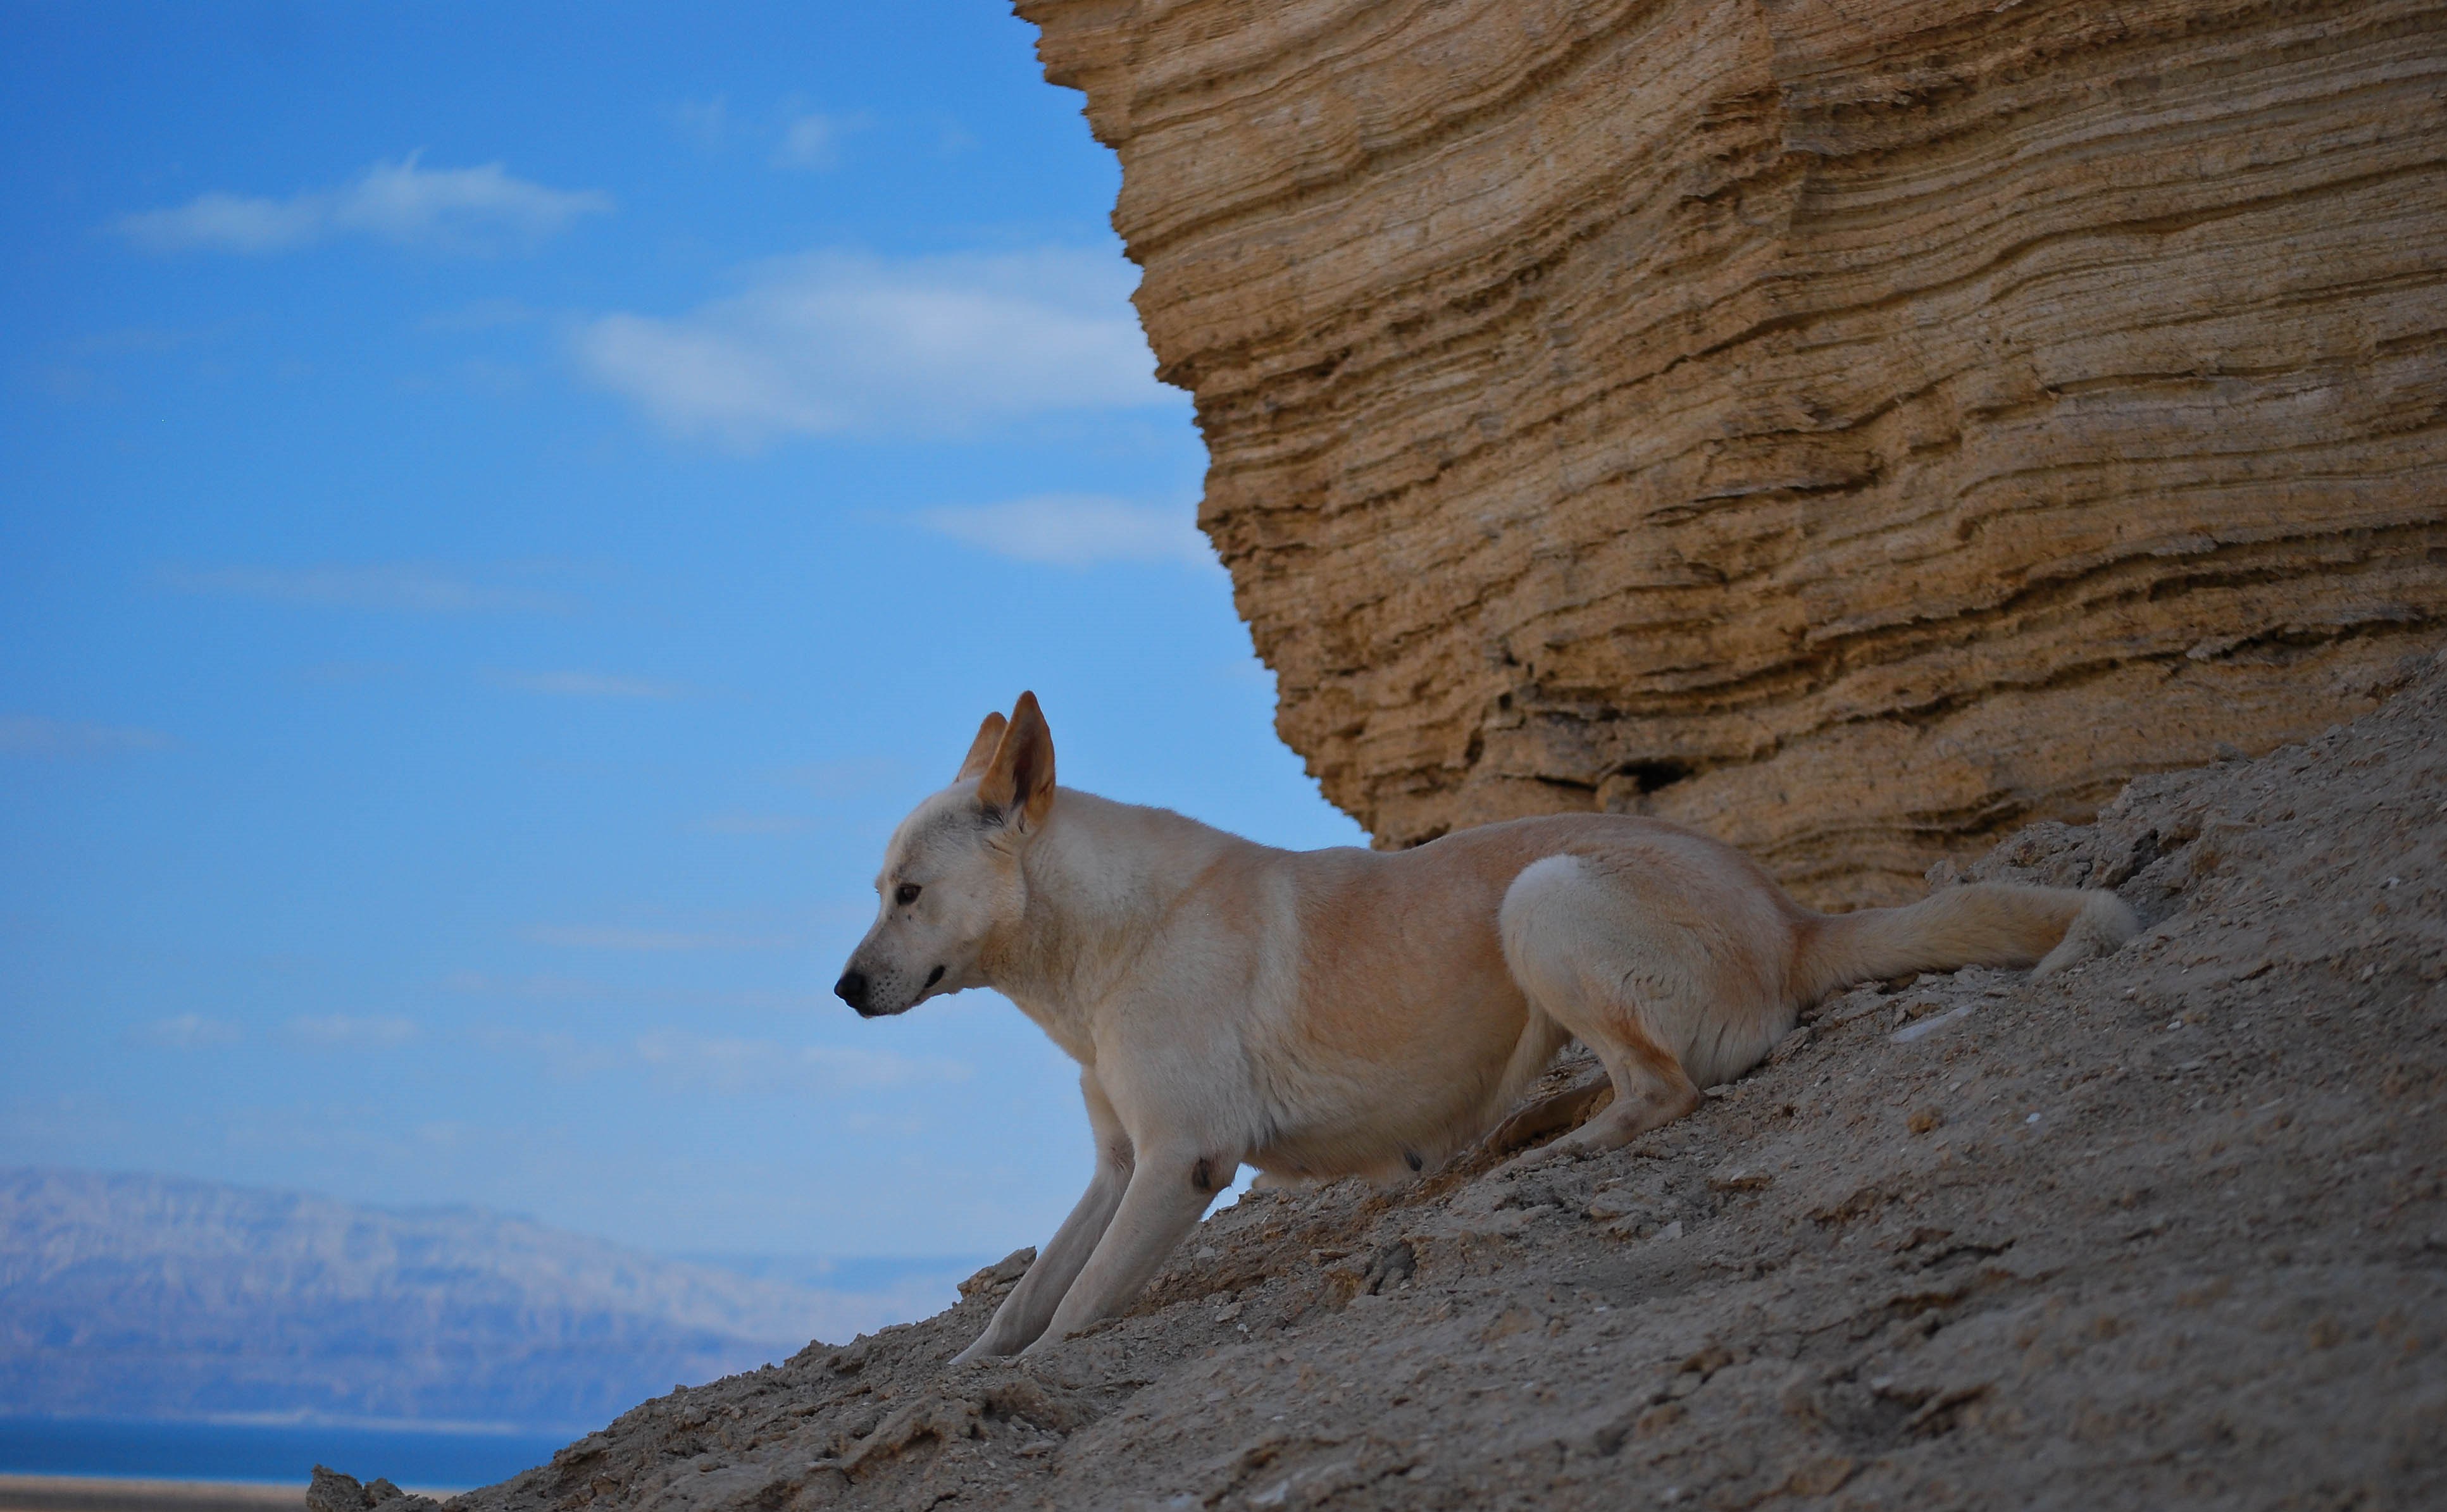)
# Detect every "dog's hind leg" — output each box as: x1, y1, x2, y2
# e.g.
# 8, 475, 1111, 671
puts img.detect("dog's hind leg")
952, 1070, 1131, 1363
1497, 1031, 1699, 1175
1491, 856, 1703, 1176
